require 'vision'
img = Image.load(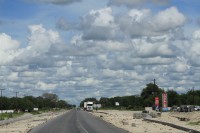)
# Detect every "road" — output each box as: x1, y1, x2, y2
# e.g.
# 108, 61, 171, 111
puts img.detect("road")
29, 109, 127, 133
